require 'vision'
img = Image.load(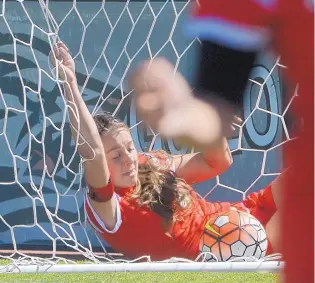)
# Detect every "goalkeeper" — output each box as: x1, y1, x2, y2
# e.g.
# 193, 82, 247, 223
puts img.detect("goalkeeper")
130, 1, 313, 282
51, 41, 281, 262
